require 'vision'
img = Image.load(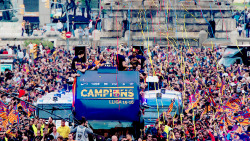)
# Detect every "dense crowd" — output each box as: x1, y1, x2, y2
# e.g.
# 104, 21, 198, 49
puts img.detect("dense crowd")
0, 42, 249, 141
